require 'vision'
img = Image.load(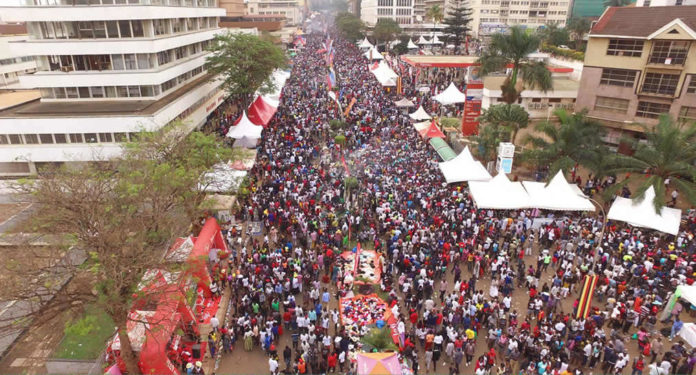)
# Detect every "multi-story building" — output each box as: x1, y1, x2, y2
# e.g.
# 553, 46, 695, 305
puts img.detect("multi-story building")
0, 0, 229, 176
636, 0, 696, 6
220, 0, 246, 16
469, 0, 571, 37
575, 6, 696, 151
361, 0, 415, 25
0, 24, 37, 89
246, 0, 303, 26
